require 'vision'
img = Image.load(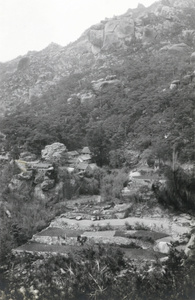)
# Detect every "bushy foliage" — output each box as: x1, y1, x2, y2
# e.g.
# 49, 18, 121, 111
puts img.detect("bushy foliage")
1, 244, 125, 300
79, 177, 100, 195
0, 163, 68, 262
109, 149, 126, 168
0, 216, 15, 262
0, 45, 194, 165
1, 246, 195, 300
154, 165, 195, 212
100, 169, 128, 201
